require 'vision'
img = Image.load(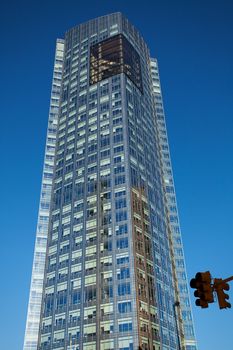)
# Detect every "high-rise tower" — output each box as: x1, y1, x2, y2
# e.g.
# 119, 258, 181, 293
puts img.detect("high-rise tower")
24, 13, 197, 350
